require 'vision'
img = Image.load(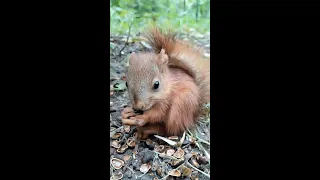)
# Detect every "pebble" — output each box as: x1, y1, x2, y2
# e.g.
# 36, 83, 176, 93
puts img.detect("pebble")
145, 142, 155, 150
140, 175, 154, 180
116, 116, 122, 121
124, 133, 130, 139
124, 169, 132, 178
110, 148, 115, 155
132, 159, 141, 171
141, 150, 154, 163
